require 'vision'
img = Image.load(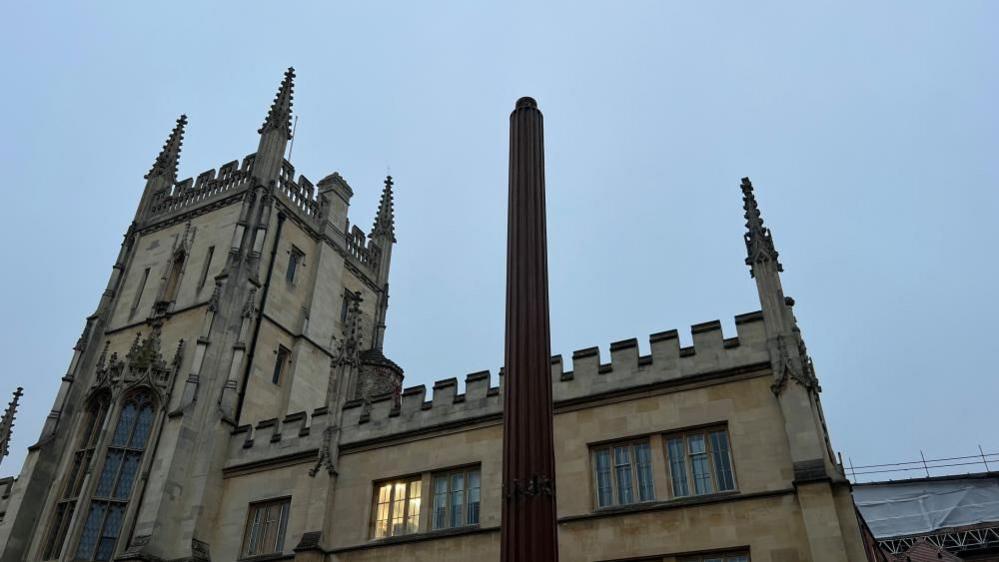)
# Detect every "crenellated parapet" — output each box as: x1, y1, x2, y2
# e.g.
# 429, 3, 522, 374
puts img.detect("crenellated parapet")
338, 312, 770, 447
147, 154, 256, 219
224, 408, 331, 471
